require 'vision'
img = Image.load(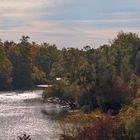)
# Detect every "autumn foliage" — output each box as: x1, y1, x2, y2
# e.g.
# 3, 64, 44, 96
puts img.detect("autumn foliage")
60, 116, 120, 140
